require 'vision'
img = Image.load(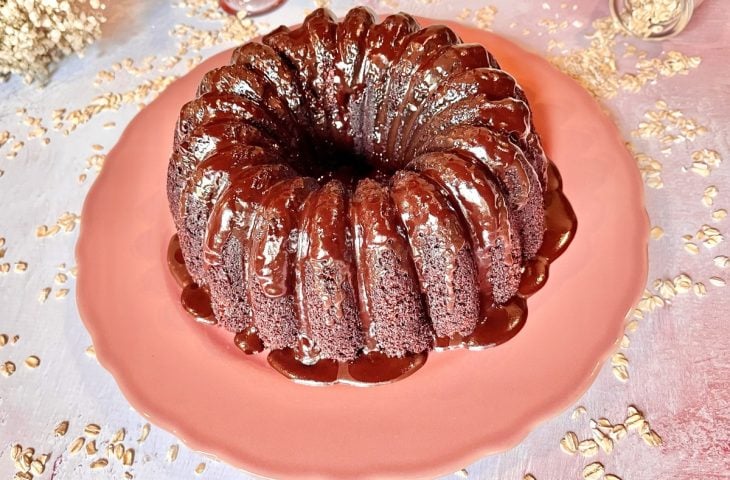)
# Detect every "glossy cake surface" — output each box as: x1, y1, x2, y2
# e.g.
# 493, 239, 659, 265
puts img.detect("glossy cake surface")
167, 7, 573, 382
